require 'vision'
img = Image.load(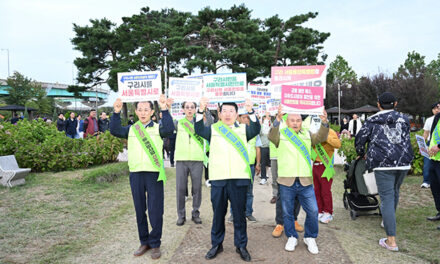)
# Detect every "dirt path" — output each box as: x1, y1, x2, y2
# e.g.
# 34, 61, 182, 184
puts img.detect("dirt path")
68, 161, 426, 263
